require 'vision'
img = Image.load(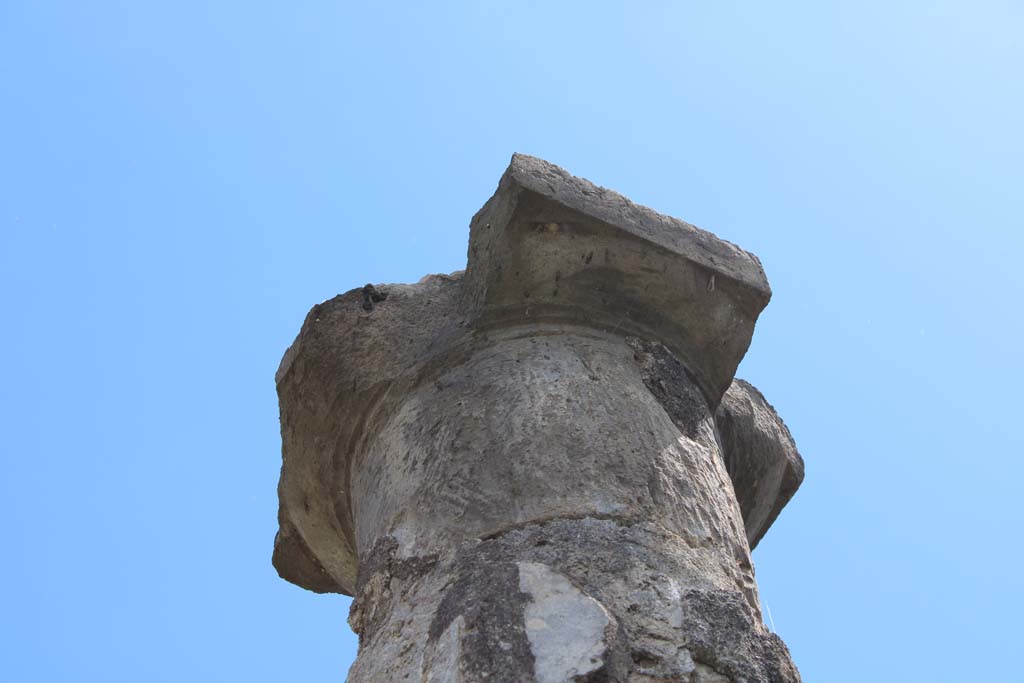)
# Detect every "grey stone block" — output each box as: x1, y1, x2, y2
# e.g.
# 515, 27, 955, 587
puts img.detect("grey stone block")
272, 155, 804, 681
